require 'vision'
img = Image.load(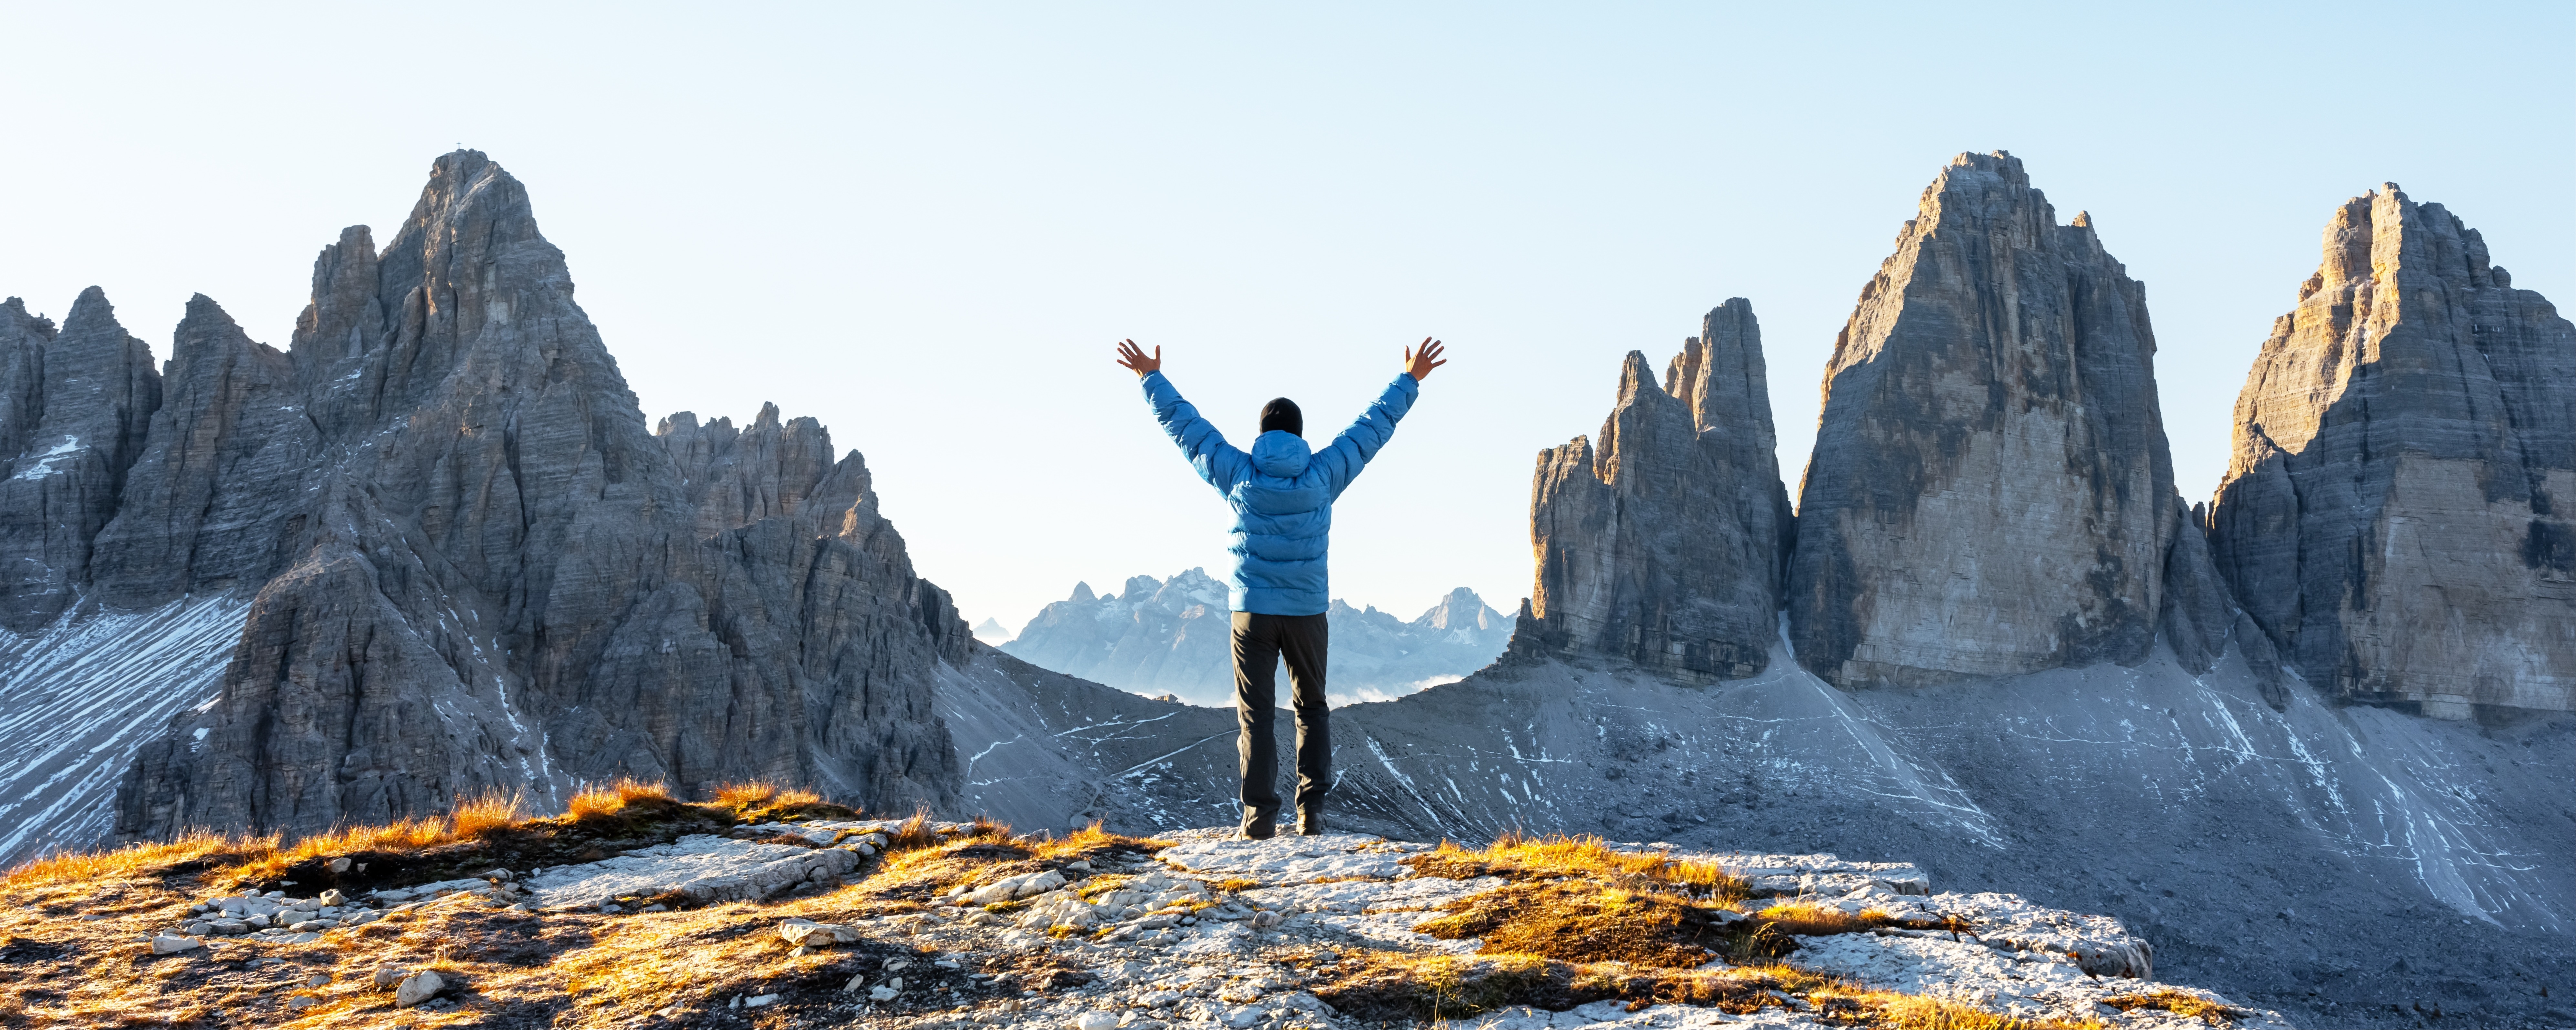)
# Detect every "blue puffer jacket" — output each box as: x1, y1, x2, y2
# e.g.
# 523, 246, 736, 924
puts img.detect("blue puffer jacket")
1141, 370, 1419, 615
